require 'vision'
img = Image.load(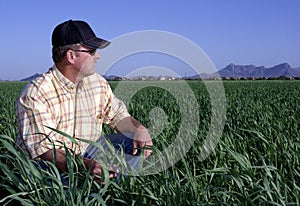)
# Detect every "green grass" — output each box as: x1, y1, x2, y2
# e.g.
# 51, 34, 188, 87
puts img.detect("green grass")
0, 80, 299, 205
